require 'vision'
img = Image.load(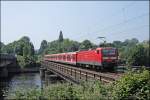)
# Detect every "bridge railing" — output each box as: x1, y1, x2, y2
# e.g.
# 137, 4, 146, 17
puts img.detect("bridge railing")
41, 61, 117, 83
0, 53, 16, 60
